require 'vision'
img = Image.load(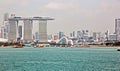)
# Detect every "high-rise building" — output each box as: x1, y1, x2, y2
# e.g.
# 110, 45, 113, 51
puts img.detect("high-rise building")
77, 31, 82, 38
8, 20, 18, 41
59, 32, 64, 39
47, 34, 52, 40
1, 26, 4, 38
54, 34, 58, 40
23, 20, 33, 42
93, 32, 98, 41
4, 13, 9, 21
7, 15, 54, 42
35, 32, 39, 41
93, 32, 102, 42
39, 20, 47, 42
105, 30, 109, 41
18, 26, 22, 38
115, 19, 120, 41
73, 31, 75, 37
0, 27, 1, 38
70, 33, 73, 37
